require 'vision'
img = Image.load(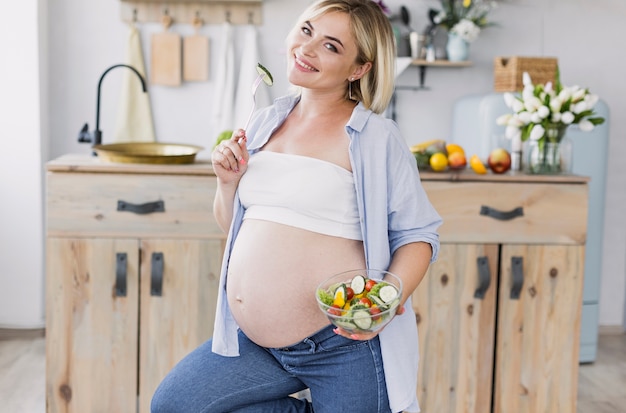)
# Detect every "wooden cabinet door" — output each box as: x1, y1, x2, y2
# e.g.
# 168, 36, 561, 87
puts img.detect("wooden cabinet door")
494, 245, 585, 413
413, 243, 499, 413
46, 238, 139, 413
137, 239, 223, 413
